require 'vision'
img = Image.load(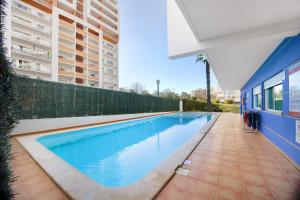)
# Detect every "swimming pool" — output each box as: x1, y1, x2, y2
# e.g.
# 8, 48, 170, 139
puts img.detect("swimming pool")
37, 113, 213, 187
